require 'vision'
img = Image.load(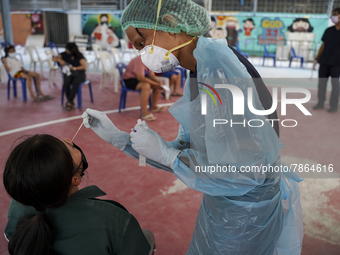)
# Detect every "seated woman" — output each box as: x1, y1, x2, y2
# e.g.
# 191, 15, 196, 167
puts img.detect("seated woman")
53, 42, 87, 111
2, 45, 54, 102
123, 55, 165, 121
3, 134, 155, 255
